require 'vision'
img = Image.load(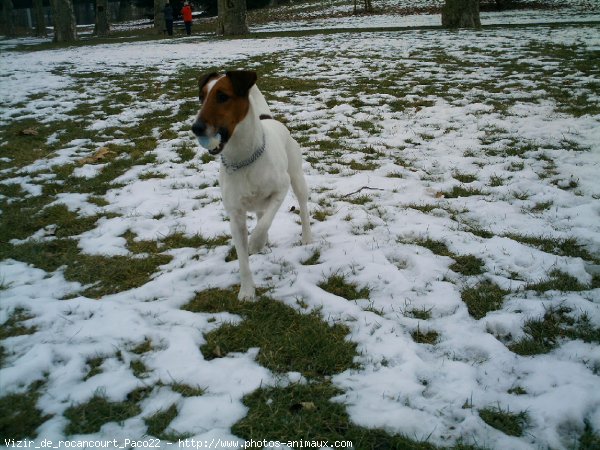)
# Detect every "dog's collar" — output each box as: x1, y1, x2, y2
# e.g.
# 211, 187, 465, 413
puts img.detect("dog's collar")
221, 136, 266, 174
